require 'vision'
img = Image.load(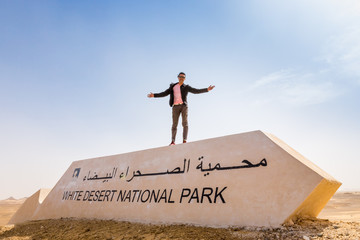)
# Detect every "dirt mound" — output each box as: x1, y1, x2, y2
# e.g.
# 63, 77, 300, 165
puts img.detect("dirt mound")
1, 218, 359, 240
